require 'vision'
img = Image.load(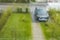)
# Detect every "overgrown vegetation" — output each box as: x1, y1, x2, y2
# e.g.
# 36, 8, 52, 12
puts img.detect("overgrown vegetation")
0, 8, 12, 31
40, 9, 60, 40
0, 13, 32, 40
